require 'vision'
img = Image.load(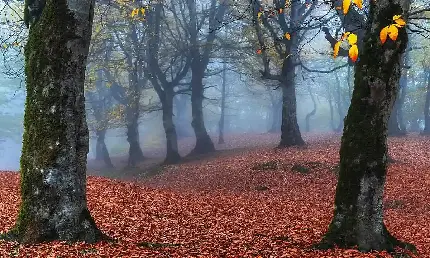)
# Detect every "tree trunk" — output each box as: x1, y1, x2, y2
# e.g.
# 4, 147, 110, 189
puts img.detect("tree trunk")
318, 0, 415, 253
3, 0, 105, 244
279, 45, 305, 147
422, 69, 430, 135
95, 129, 113, 168
218, 61, 227, 144
190, 65, 215, 154
305, 84, 317, 132
162, 89, 181, 164
126, 68, 144, 167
